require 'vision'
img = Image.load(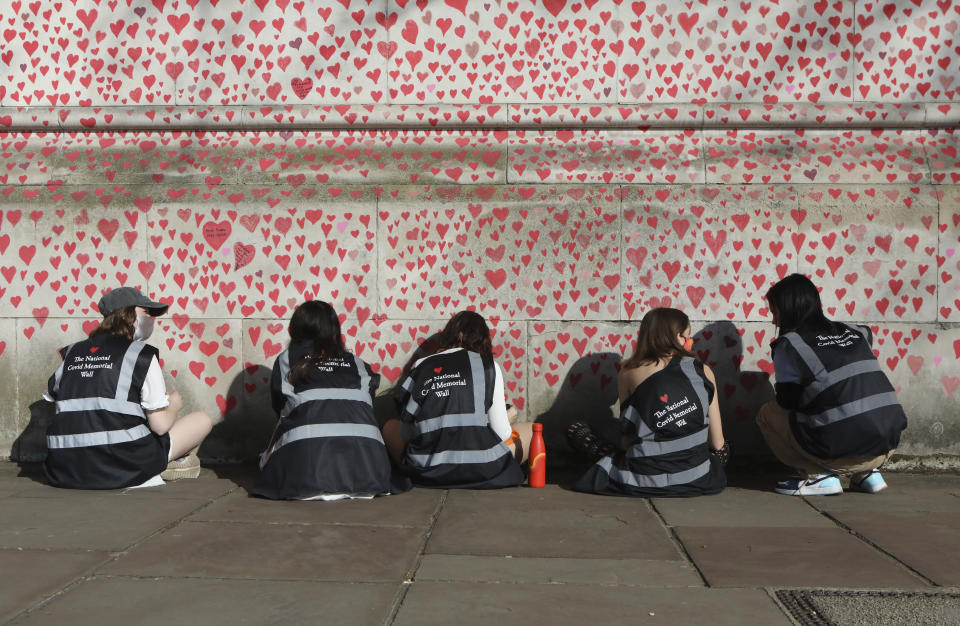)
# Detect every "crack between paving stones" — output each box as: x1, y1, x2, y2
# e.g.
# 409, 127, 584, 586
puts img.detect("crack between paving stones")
800, 498, 939, 588
185, 518, 421, 529
0, 485, 242, 626
645, 498, 711, 588
383, 489, 449, 626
